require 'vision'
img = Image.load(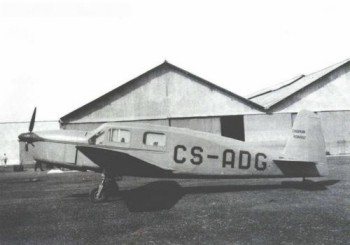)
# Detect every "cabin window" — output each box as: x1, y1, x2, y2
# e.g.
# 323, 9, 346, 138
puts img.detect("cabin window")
111, 129, 130, 143
143, 132, 166, 147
